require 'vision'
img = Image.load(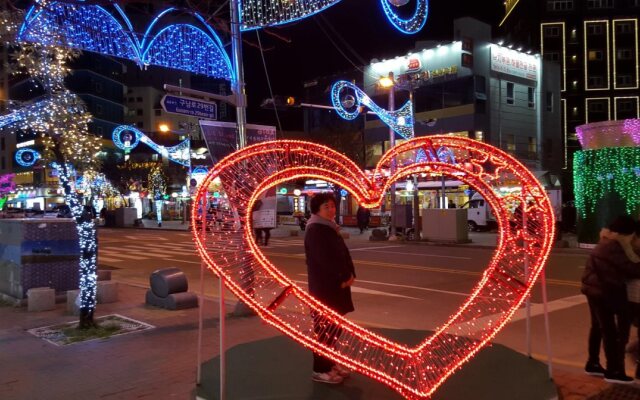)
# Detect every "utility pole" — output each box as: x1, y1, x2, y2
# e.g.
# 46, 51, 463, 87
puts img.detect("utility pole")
387, 72, 396, 238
